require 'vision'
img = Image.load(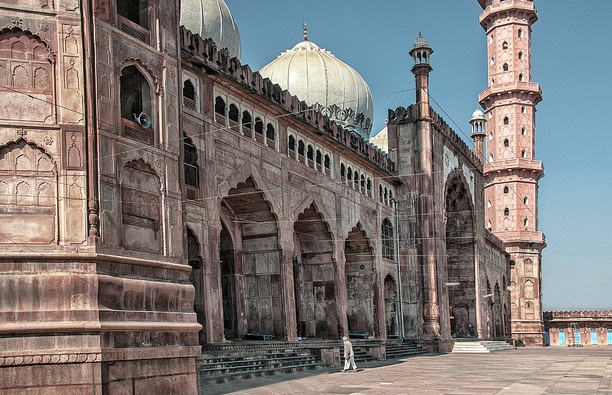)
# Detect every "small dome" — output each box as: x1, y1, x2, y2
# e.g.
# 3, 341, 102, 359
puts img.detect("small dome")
259, 37, 373, 138
470, 107, 486, 122
413, 32, 430, 50
180, 0, 241, 60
